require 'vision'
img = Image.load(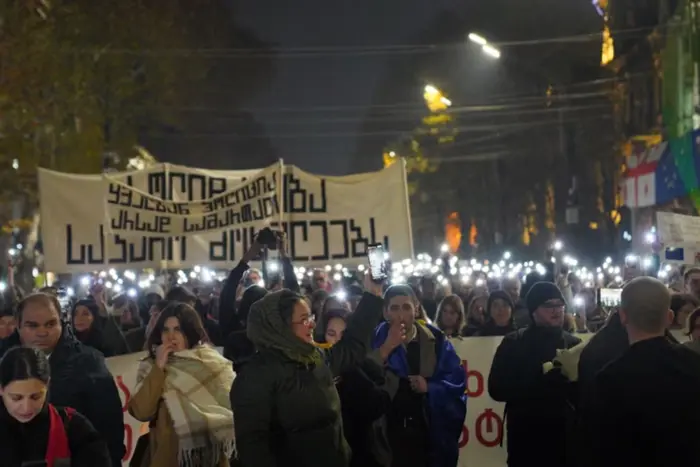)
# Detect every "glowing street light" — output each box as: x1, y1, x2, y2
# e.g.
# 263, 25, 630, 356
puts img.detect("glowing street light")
468, 33, 487, 46
423, 84, 450, 112
468, 32, 501, 60
482, 44, 501, 59
424, 84, 439, 96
